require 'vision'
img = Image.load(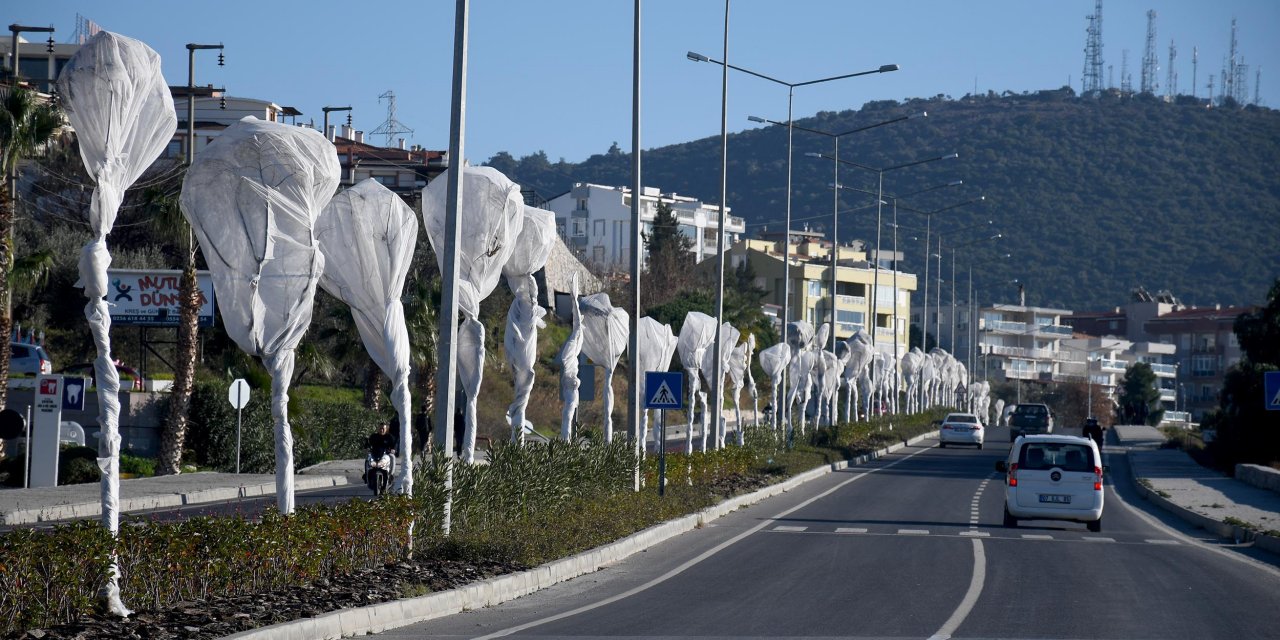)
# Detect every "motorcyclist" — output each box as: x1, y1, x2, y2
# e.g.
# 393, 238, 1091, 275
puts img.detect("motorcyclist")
364, 423, 397, 492
1082, 416, 1104, 451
